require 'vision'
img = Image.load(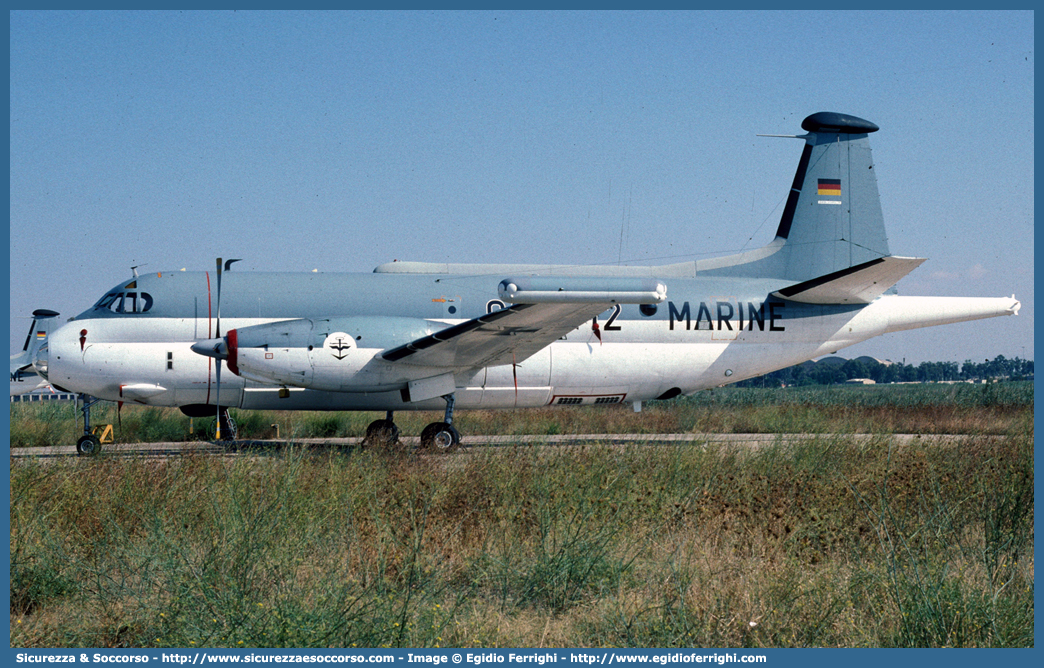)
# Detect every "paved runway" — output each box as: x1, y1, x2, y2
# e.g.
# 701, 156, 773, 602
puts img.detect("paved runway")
9, 432, 984, 460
